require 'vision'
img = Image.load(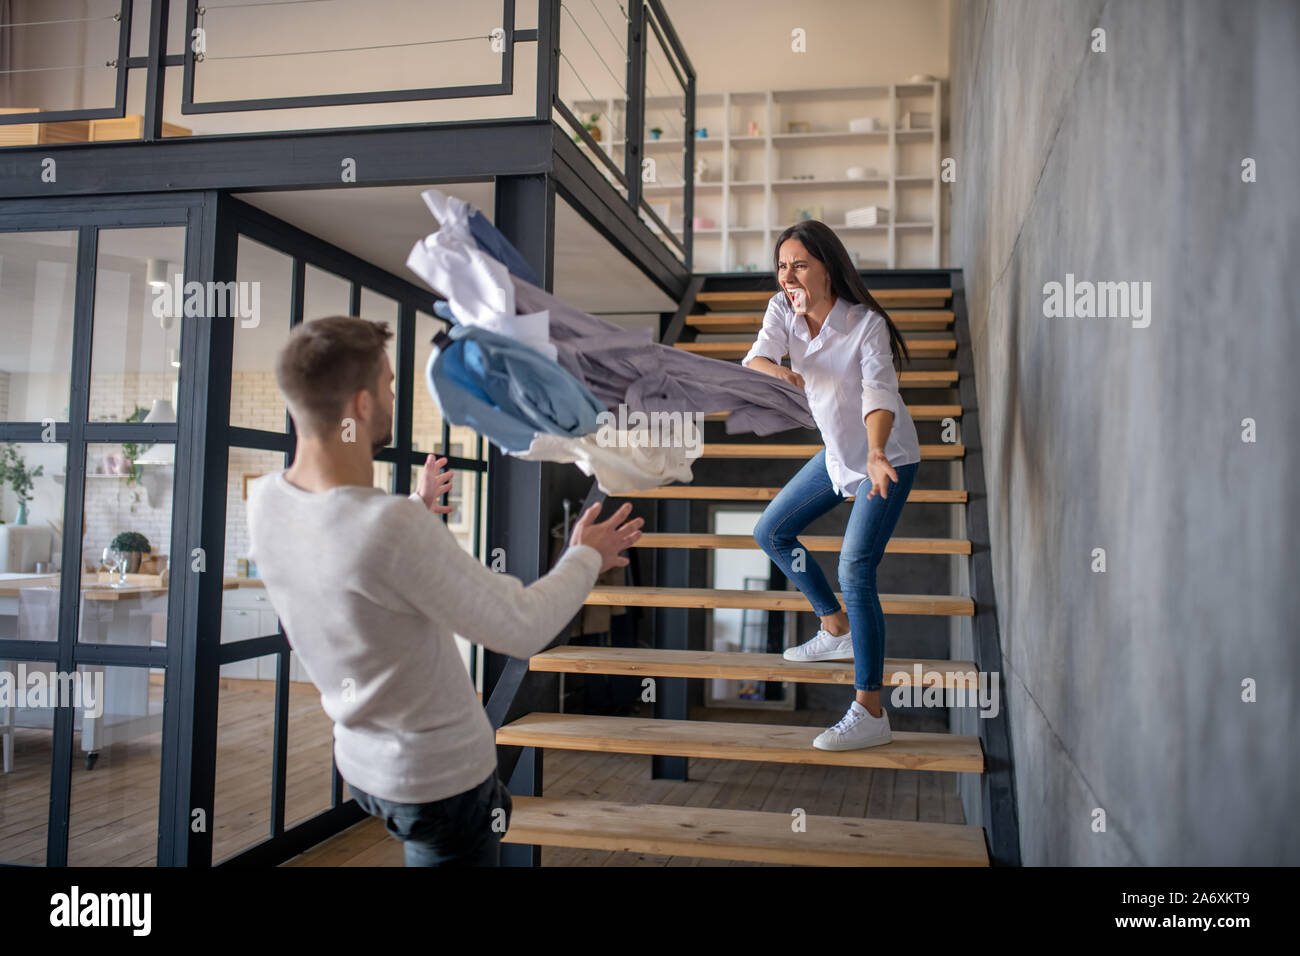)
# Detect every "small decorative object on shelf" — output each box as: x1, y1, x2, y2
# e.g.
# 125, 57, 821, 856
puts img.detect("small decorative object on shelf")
695, 127, 708, 138
572, 113, 602, 144
694, 156, 710, 181
848, 116, 880, 132
789, 204, 825, 223
747, 120, 759, 136
649, 126, 662, 140
908, 73, 937, 83
0, 443, 44, 526
904, 111, 932, 130
845, 205, 889, 226
785, 120, 810, 134
109, 531, 151, 574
